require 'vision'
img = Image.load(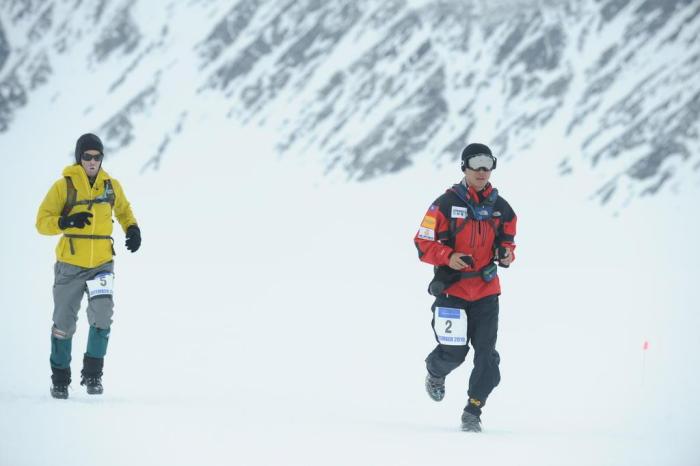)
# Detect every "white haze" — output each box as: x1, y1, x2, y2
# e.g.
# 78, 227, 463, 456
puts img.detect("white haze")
1, 109, 699, 465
